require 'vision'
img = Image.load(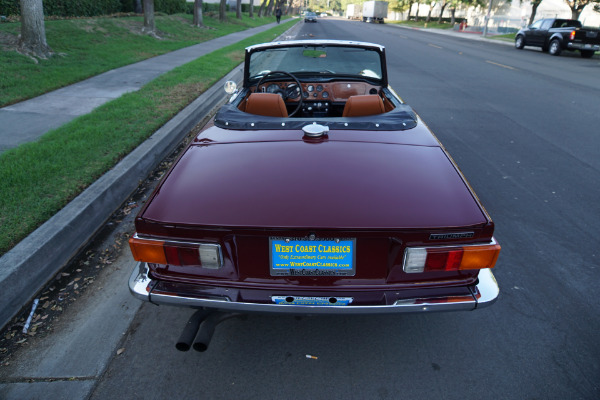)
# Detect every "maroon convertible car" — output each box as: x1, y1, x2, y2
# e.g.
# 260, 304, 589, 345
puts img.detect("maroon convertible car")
128, 40, 501, 351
